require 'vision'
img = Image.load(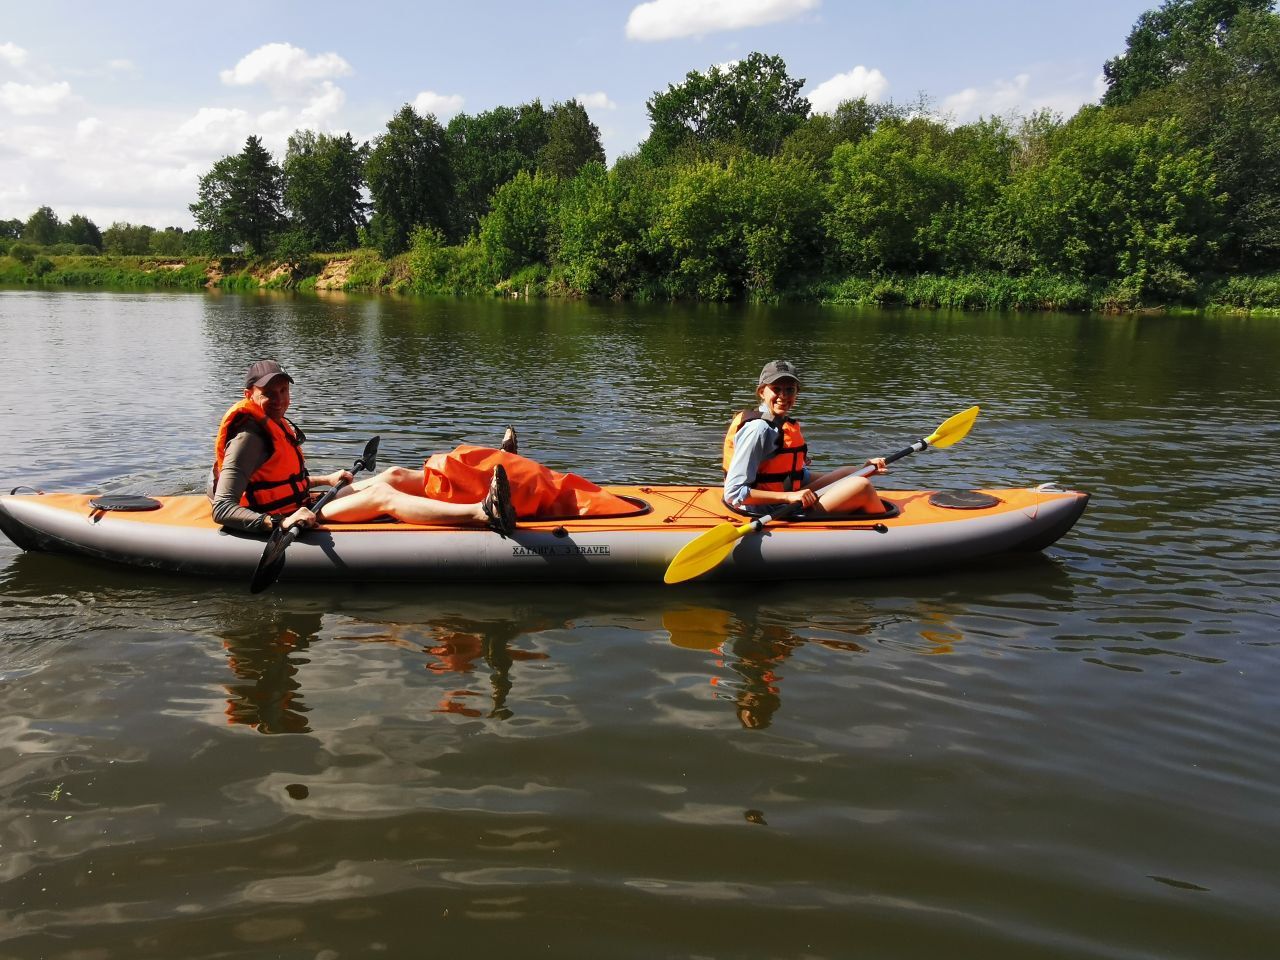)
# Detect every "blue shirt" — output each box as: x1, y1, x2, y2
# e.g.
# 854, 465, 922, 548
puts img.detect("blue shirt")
723, 405, 812, 507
